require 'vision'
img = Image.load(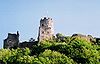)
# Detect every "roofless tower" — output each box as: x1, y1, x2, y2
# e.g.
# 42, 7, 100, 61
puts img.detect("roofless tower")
38, 17, 54, 41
